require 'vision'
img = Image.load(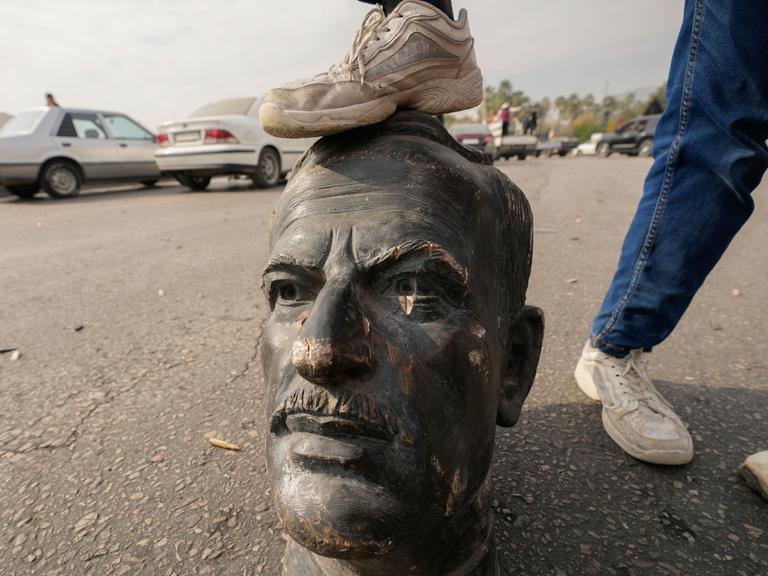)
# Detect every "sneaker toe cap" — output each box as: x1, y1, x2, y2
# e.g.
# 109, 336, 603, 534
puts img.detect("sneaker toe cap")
264, 81, 380, 112
604, 409, 694, 464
